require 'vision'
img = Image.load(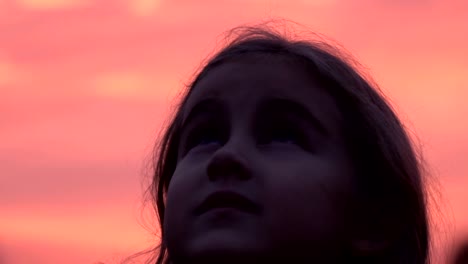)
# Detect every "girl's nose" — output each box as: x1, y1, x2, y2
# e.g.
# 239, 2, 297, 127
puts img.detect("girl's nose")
206, 142, 252, 182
